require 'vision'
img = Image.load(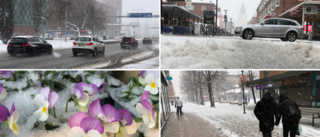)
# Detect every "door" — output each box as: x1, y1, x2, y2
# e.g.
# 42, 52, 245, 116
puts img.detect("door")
256, 19, 278, 37
276, 19, 296, 37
